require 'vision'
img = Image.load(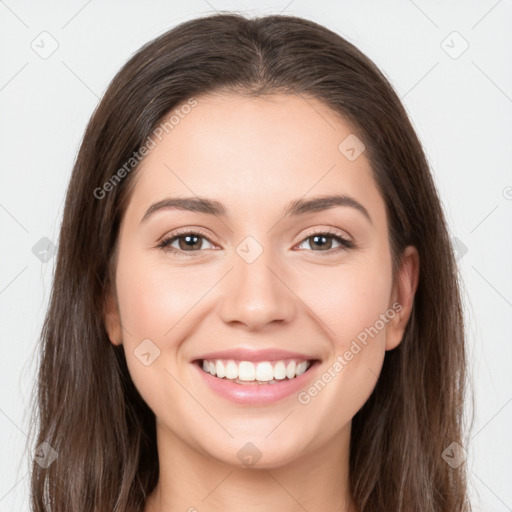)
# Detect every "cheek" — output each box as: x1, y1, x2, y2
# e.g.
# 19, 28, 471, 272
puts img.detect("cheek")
294, 257, 393, 432
114, 249, 216, 394
113, 251, 182, 385
115, 252, 201, 341
304, 253, 393, 348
